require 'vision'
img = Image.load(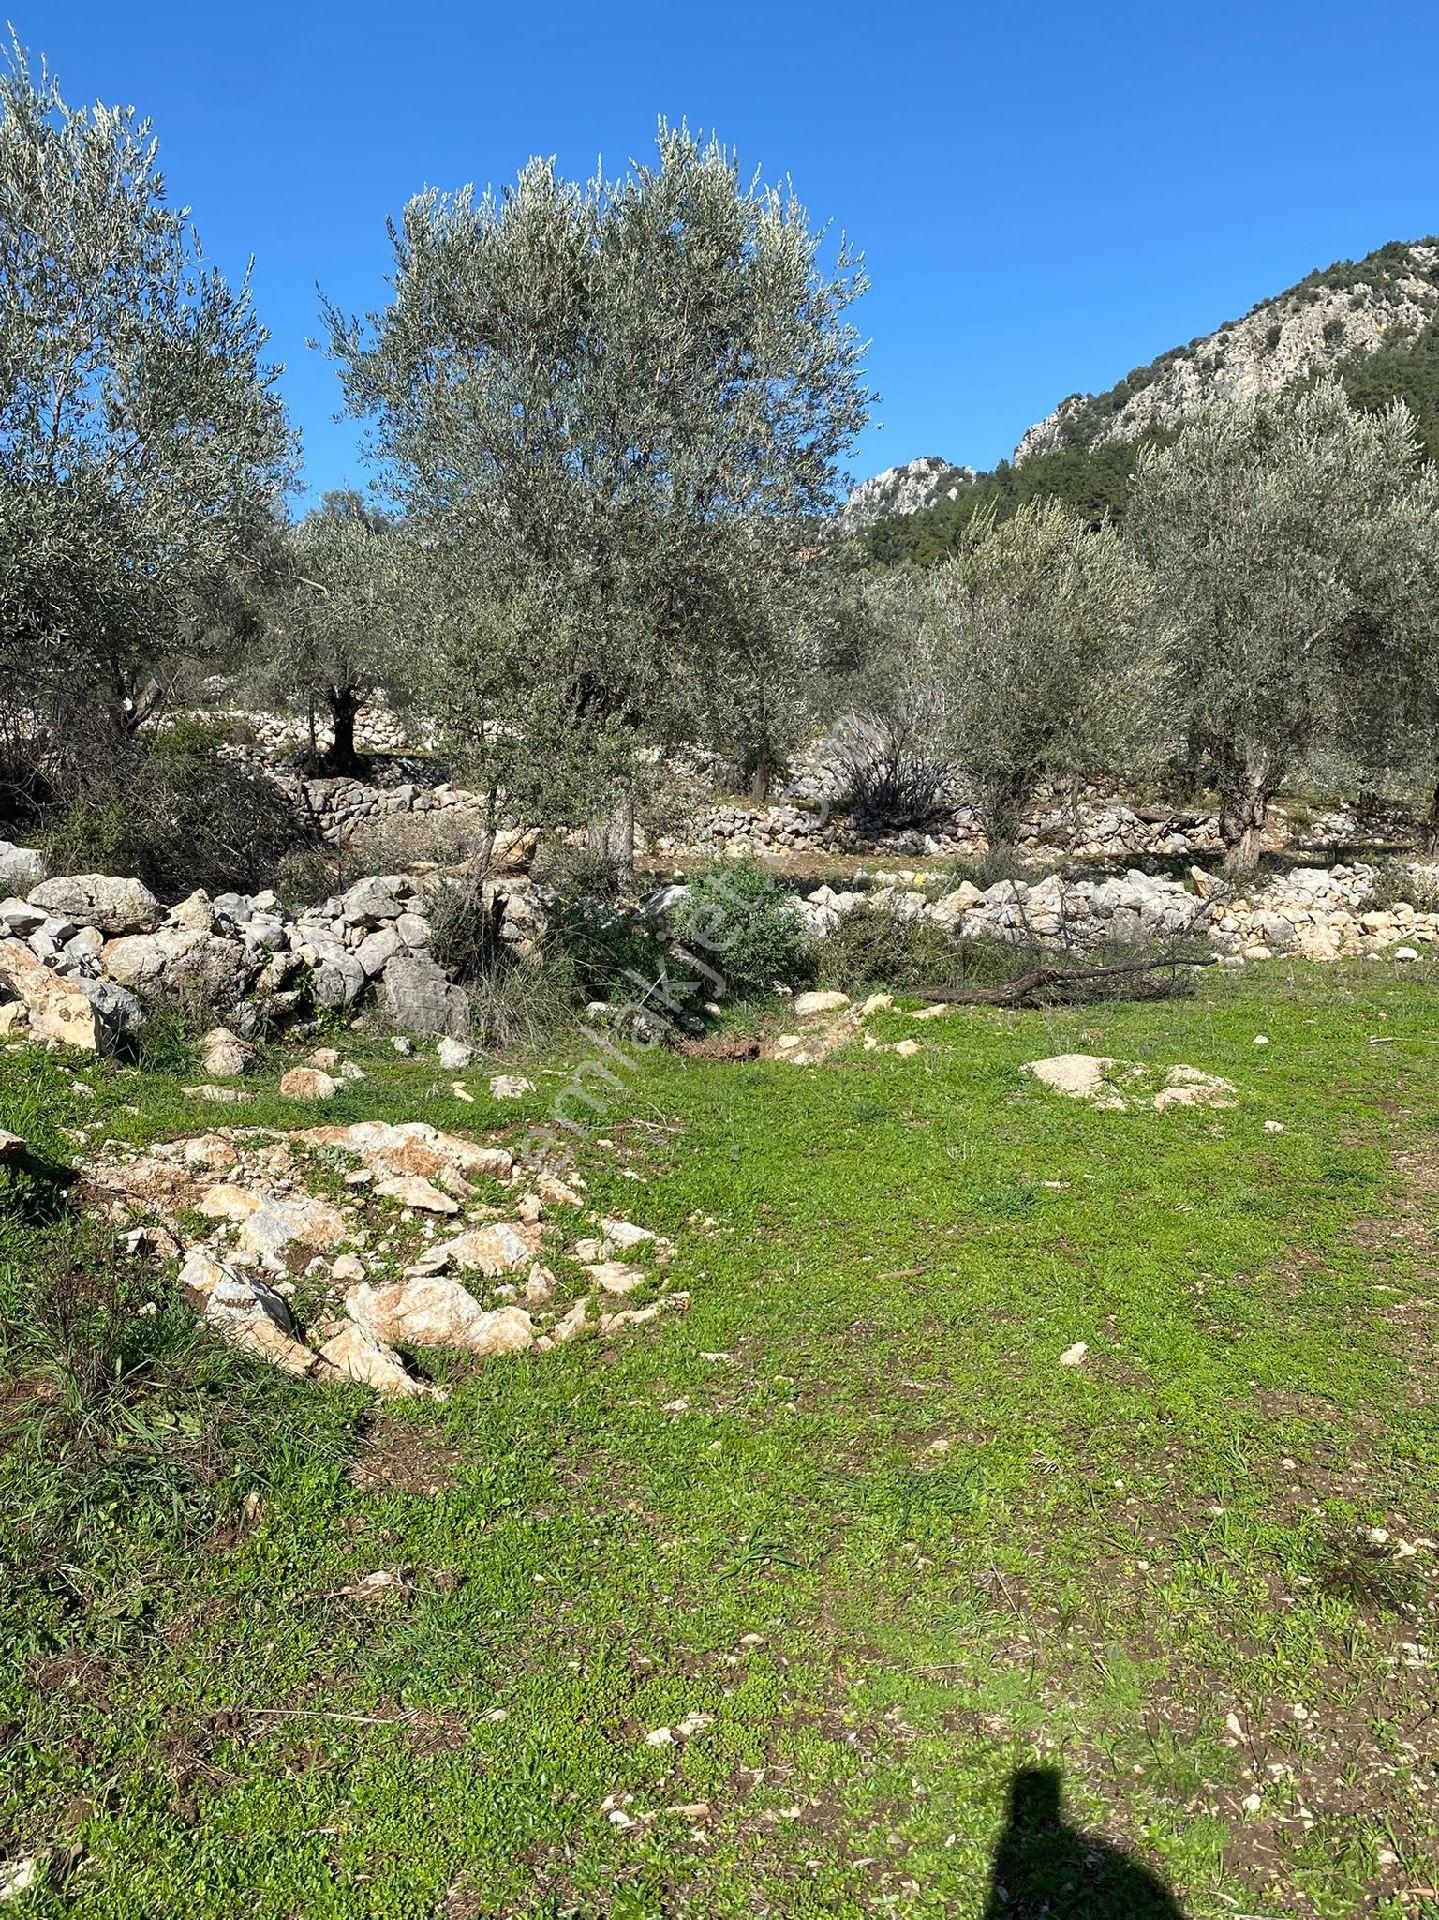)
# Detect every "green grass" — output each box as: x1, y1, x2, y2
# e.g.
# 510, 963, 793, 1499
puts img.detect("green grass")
3, 963, 1439, 1916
